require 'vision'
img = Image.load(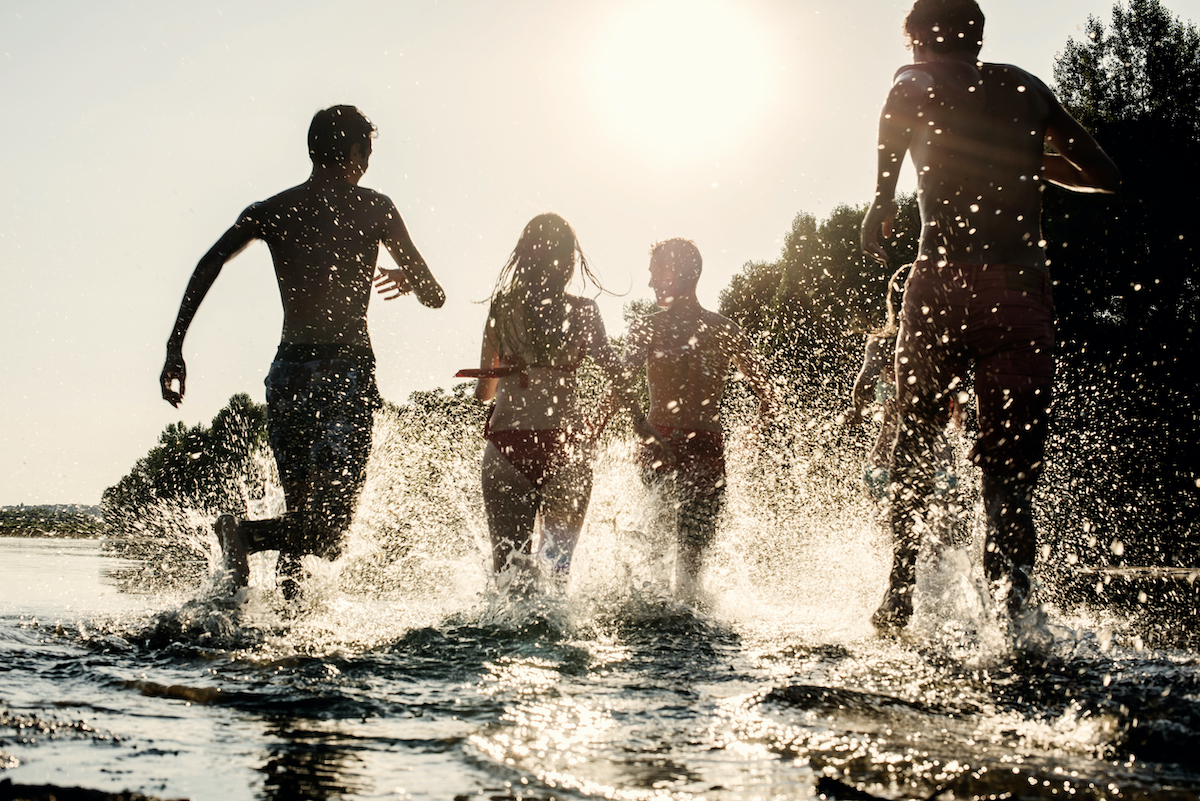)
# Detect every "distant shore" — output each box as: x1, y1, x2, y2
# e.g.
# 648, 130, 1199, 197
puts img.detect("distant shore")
0, 505, 103, 539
